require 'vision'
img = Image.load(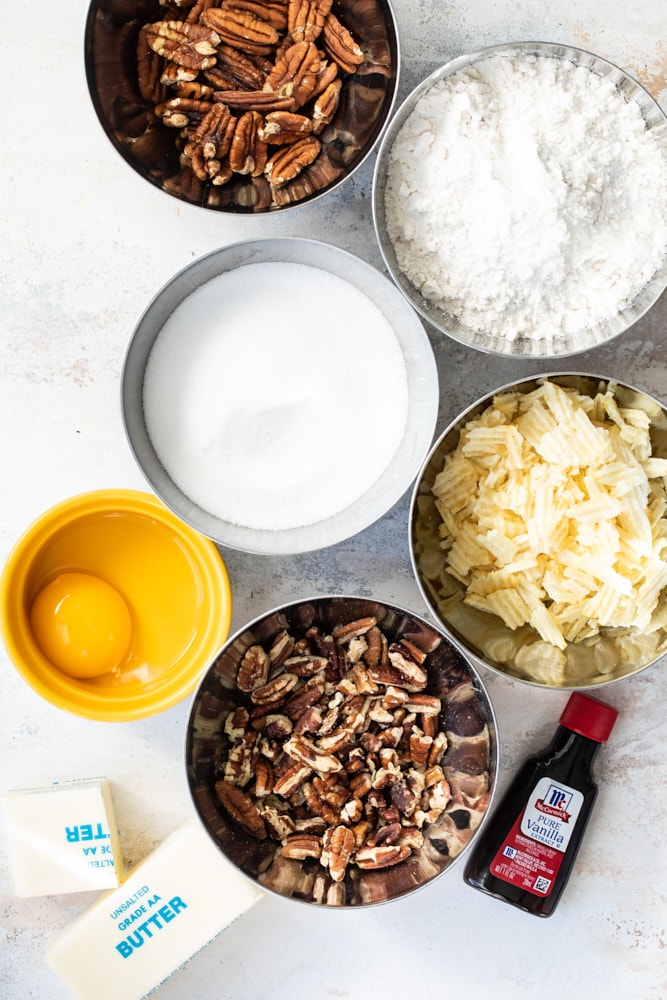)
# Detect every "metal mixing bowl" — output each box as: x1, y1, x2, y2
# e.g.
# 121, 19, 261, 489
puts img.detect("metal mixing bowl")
410, 373, 667, 689
85, 0, 399, 212
372, 41, 667, 357
185, 595, 498, 907
121, 237, 439, 555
